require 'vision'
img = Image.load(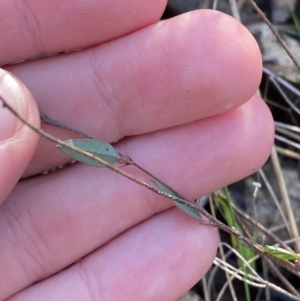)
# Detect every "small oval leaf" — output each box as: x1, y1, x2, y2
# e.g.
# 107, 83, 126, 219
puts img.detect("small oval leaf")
175, 202, 203, 221
264, 246, 300, 260
57, 139, 119, 167
151, 179, 202, 221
